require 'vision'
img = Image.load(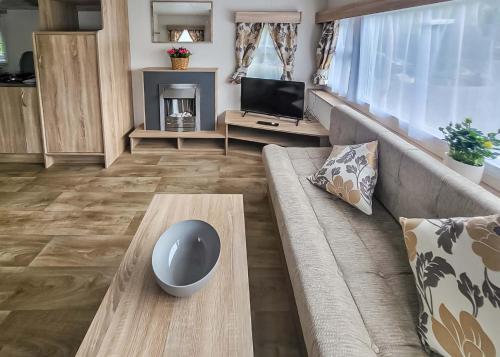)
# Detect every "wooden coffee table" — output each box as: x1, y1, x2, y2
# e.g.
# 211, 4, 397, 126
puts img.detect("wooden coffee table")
76, 194, 253, 357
